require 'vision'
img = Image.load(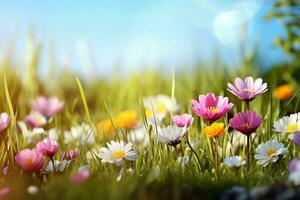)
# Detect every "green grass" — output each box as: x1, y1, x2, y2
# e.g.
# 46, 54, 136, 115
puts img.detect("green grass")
0, 37, 300, 200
